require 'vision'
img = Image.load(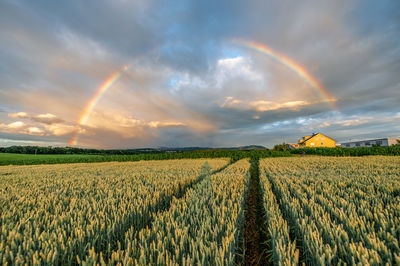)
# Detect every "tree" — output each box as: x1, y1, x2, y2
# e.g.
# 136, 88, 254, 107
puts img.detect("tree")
273, 143, 287, 151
